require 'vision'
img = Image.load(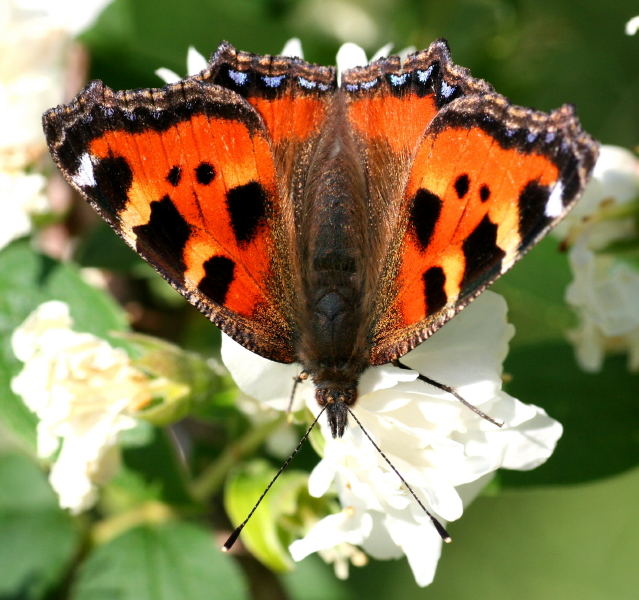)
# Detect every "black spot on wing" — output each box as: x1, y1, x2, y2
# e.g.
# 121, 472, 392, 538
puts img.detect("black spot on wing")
518, 180, 552, 249
195, 162, 215, 185
133, 195, 191, 285
226, 181, 268, 246
92, 156, 132, 218
410, 189, 442, 251
460, 214, 506, 293
198, 255, 235, 305
423, 266, 447, 315
454, 174, 470, 199
166, 166, 181, 187
479, 184, 490, 202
